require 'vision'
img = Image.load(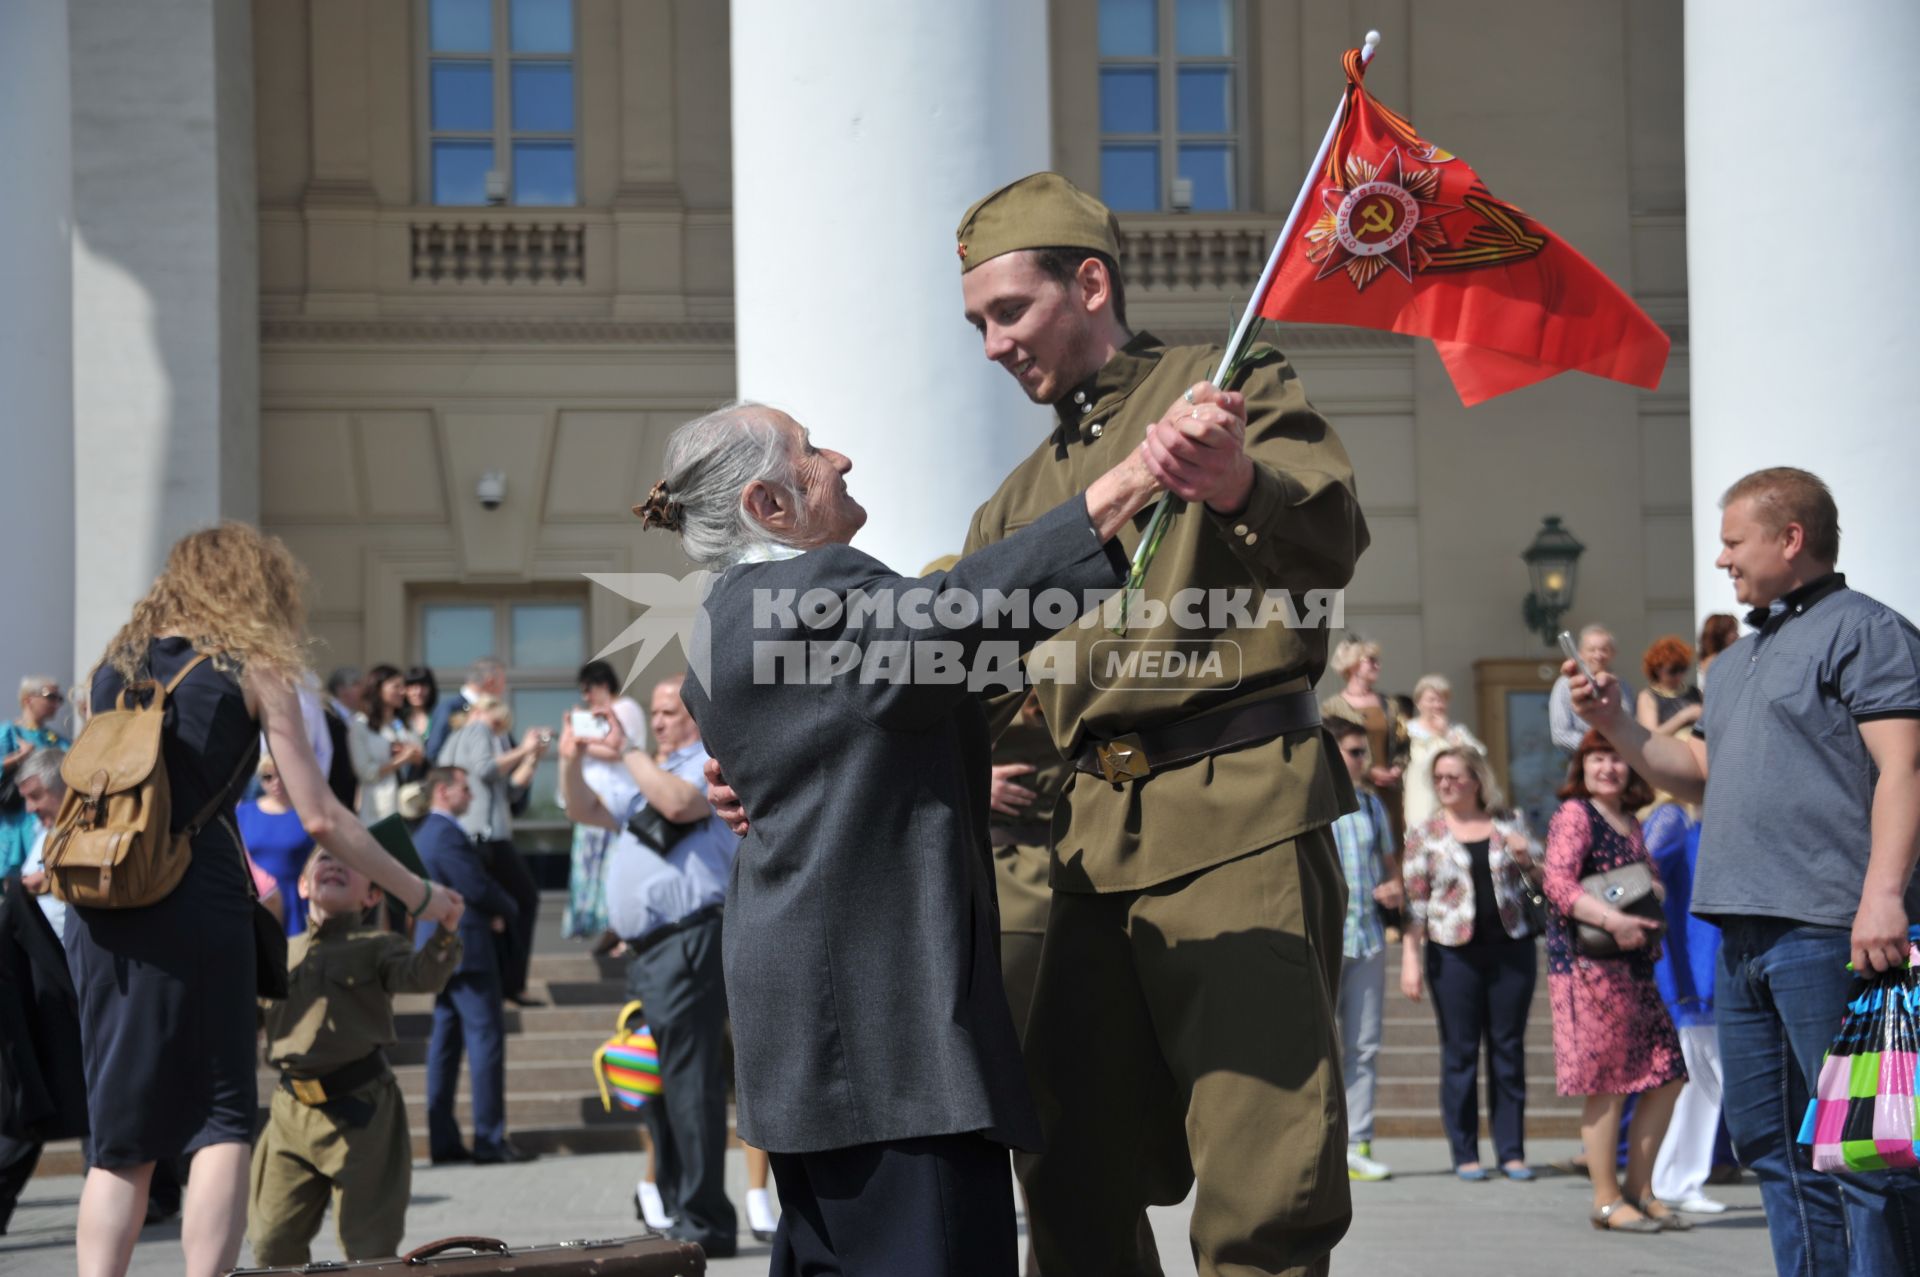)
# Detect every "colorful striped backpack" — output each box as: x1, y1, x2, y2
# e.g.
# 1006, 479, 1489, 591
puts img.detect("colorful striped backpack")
592, 1000, 663, 1112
